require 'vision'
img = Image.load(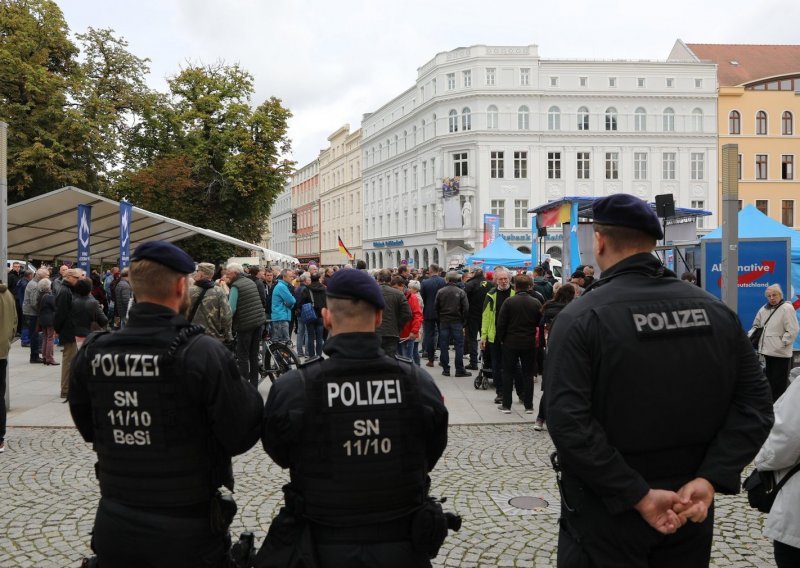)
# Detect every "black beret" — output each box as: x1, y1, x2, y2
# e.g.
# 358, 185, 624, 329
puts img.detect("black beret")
131, 241, 195, 274
325, 269, 385, 309
592, 194, 663, 239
